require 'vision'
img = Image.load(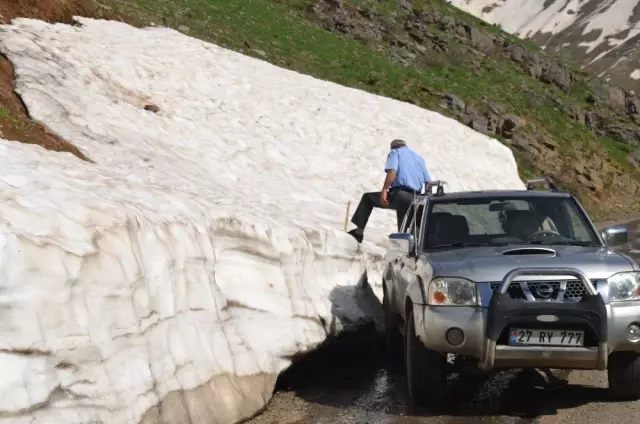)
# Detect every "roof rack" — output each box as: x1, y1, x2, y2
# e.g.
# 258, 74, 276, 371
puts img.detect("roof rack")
526, 177, 559, 192
425, 180, 446, 196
